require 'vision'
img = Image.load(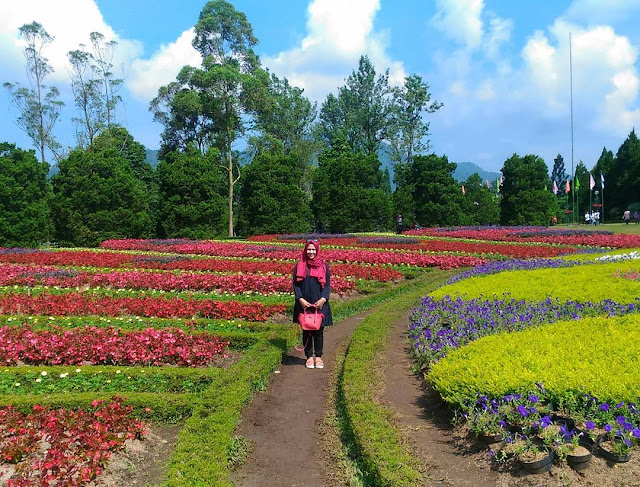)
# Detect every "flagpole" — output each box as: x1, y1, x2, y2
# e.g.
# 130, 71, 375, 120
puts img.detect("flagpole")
601, 175, 605, 224
589, 177, 595, 225
570, 32, 575, 224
